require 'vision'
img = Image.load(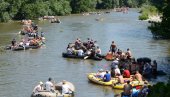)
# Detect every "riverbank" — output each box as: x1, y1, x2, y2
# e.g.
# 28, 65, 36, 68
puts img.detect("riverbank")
144, 15, 162, 23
